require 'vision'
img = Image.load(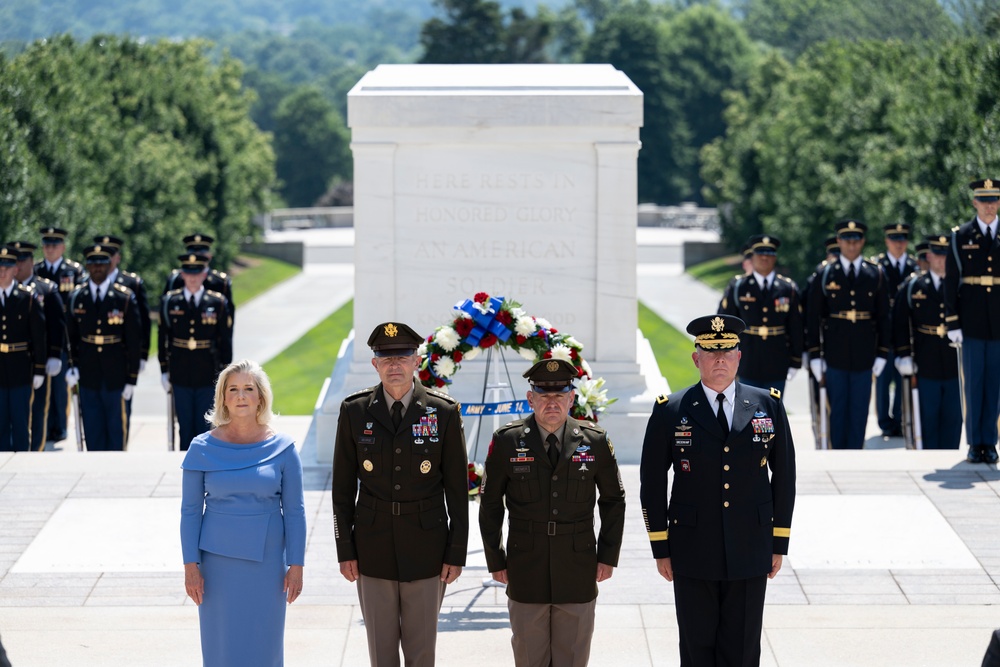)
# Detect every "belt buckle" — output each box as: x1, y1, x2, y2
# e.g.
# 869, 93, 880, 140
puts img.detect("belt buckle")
187, 338, 197, 351
759, 325, 769, 340
984, 276, 995, 287
936, 324, 947, 338
0, 343, 7, 353
392, 501, 400, 516
846, 309, 858, 324
547, 521, 556, 536
94, 335, 104, 345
